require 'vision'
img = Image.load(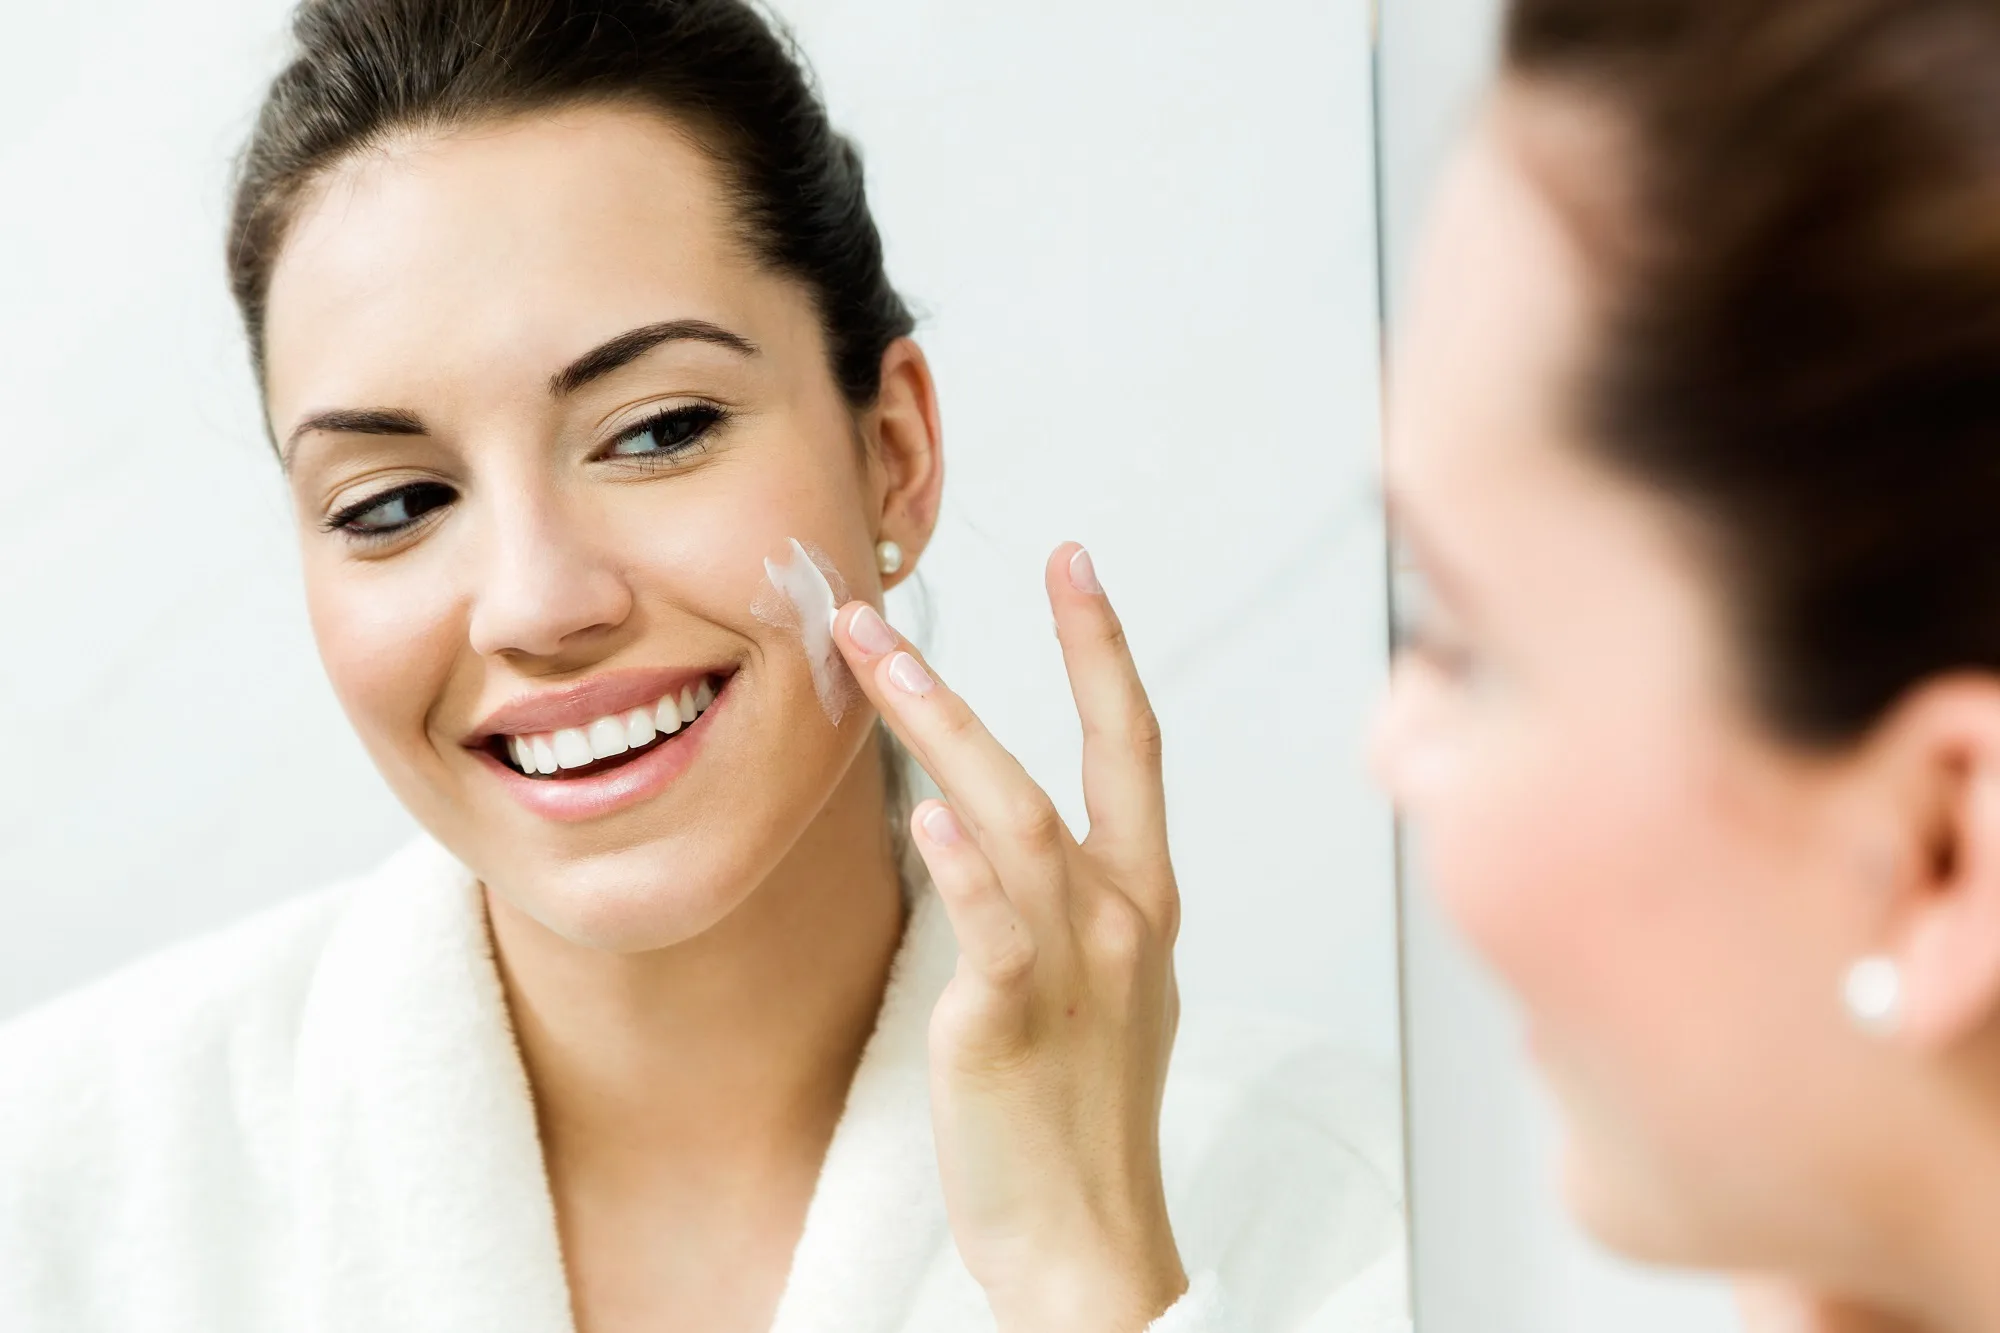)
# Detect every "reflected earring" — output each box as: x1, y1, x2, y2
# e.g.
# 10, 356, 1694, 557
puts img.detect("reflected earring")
876, 539, 904, 576
1843, 955, 1903, 1036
